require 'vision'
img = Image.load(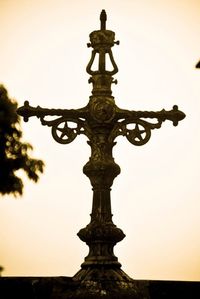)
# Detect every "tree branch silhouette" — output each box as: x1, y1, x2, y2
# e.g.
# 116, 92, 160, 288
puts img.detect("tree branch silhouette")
0, 85, 44, 196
